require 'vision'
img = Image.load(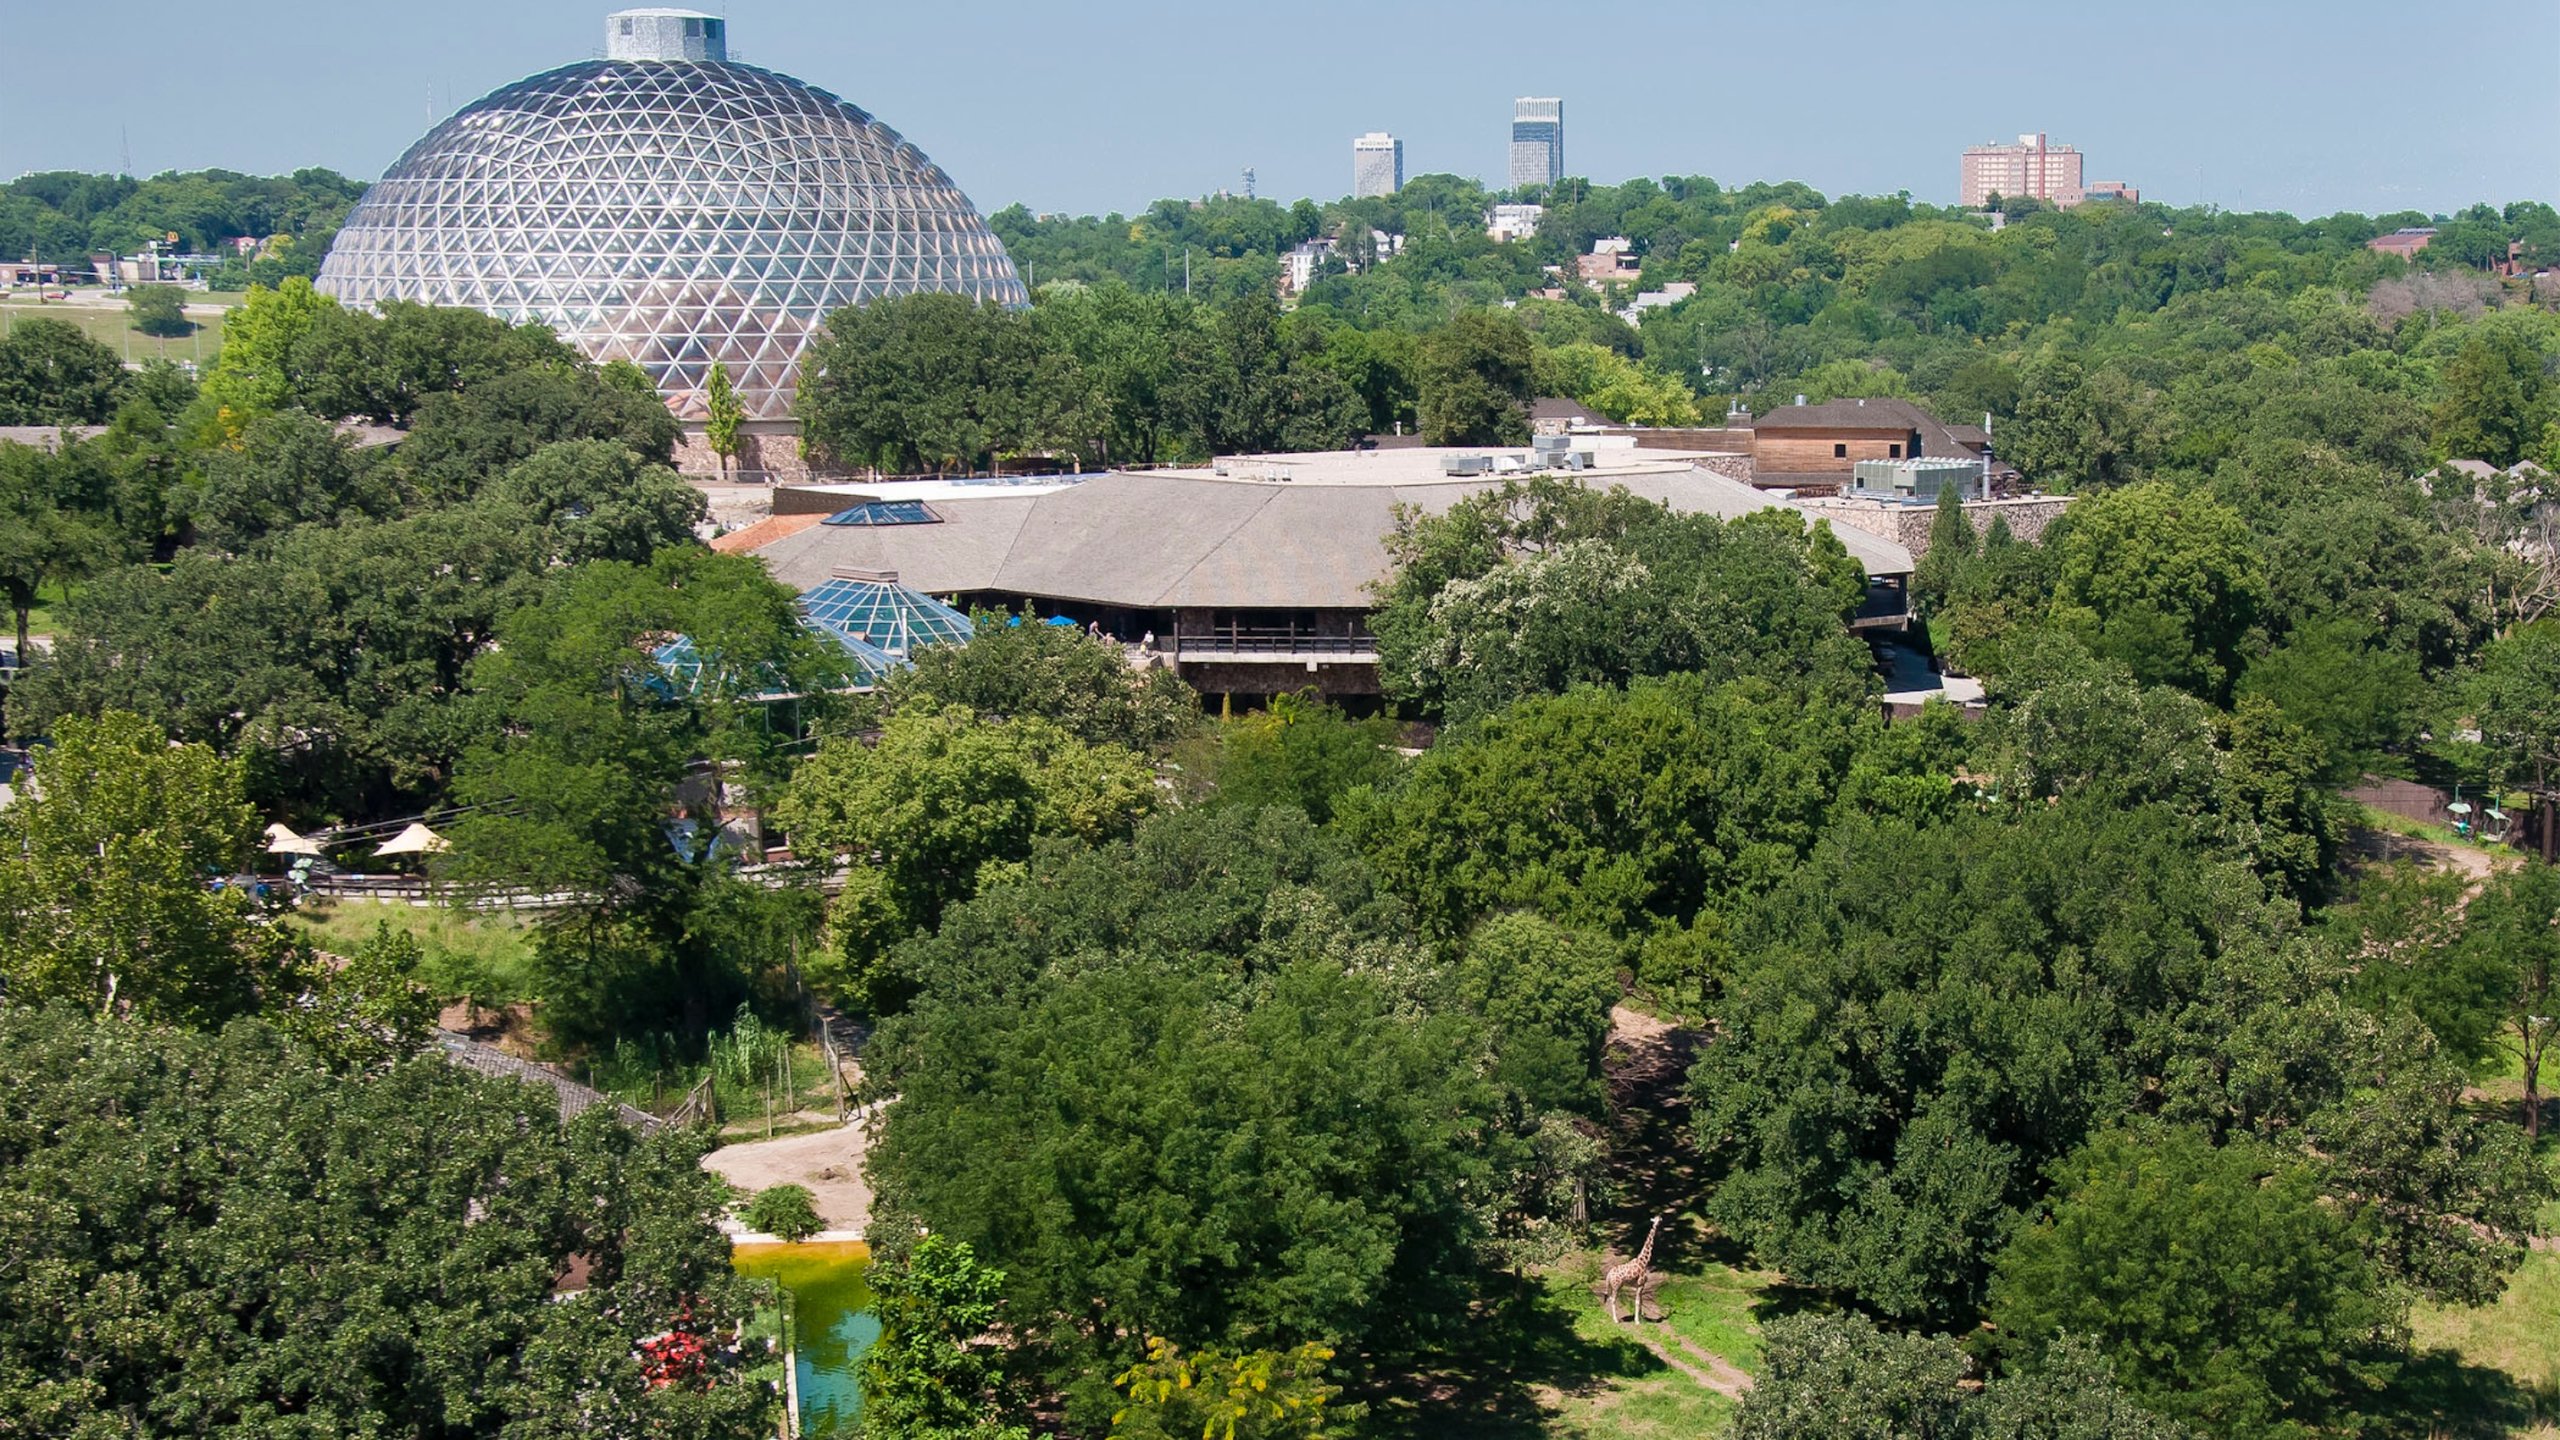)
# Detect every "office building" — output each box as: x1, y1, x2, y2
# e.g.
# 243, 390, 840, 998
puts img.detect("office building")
1351, 131, 1403, 198
1509, 98, 1564, 190
1959, 133, 2086, 209
317, 9, 1025, 421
